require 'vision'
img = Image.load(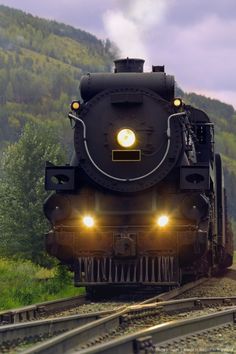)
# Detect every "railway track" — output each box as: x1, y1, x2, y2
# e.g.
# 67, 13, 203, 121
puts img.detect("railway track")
0, 278, 207, 326
1, 278, 233, 353
77, 305, 236, 354
4, 295, 235, 353
0, 294, 88, 325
